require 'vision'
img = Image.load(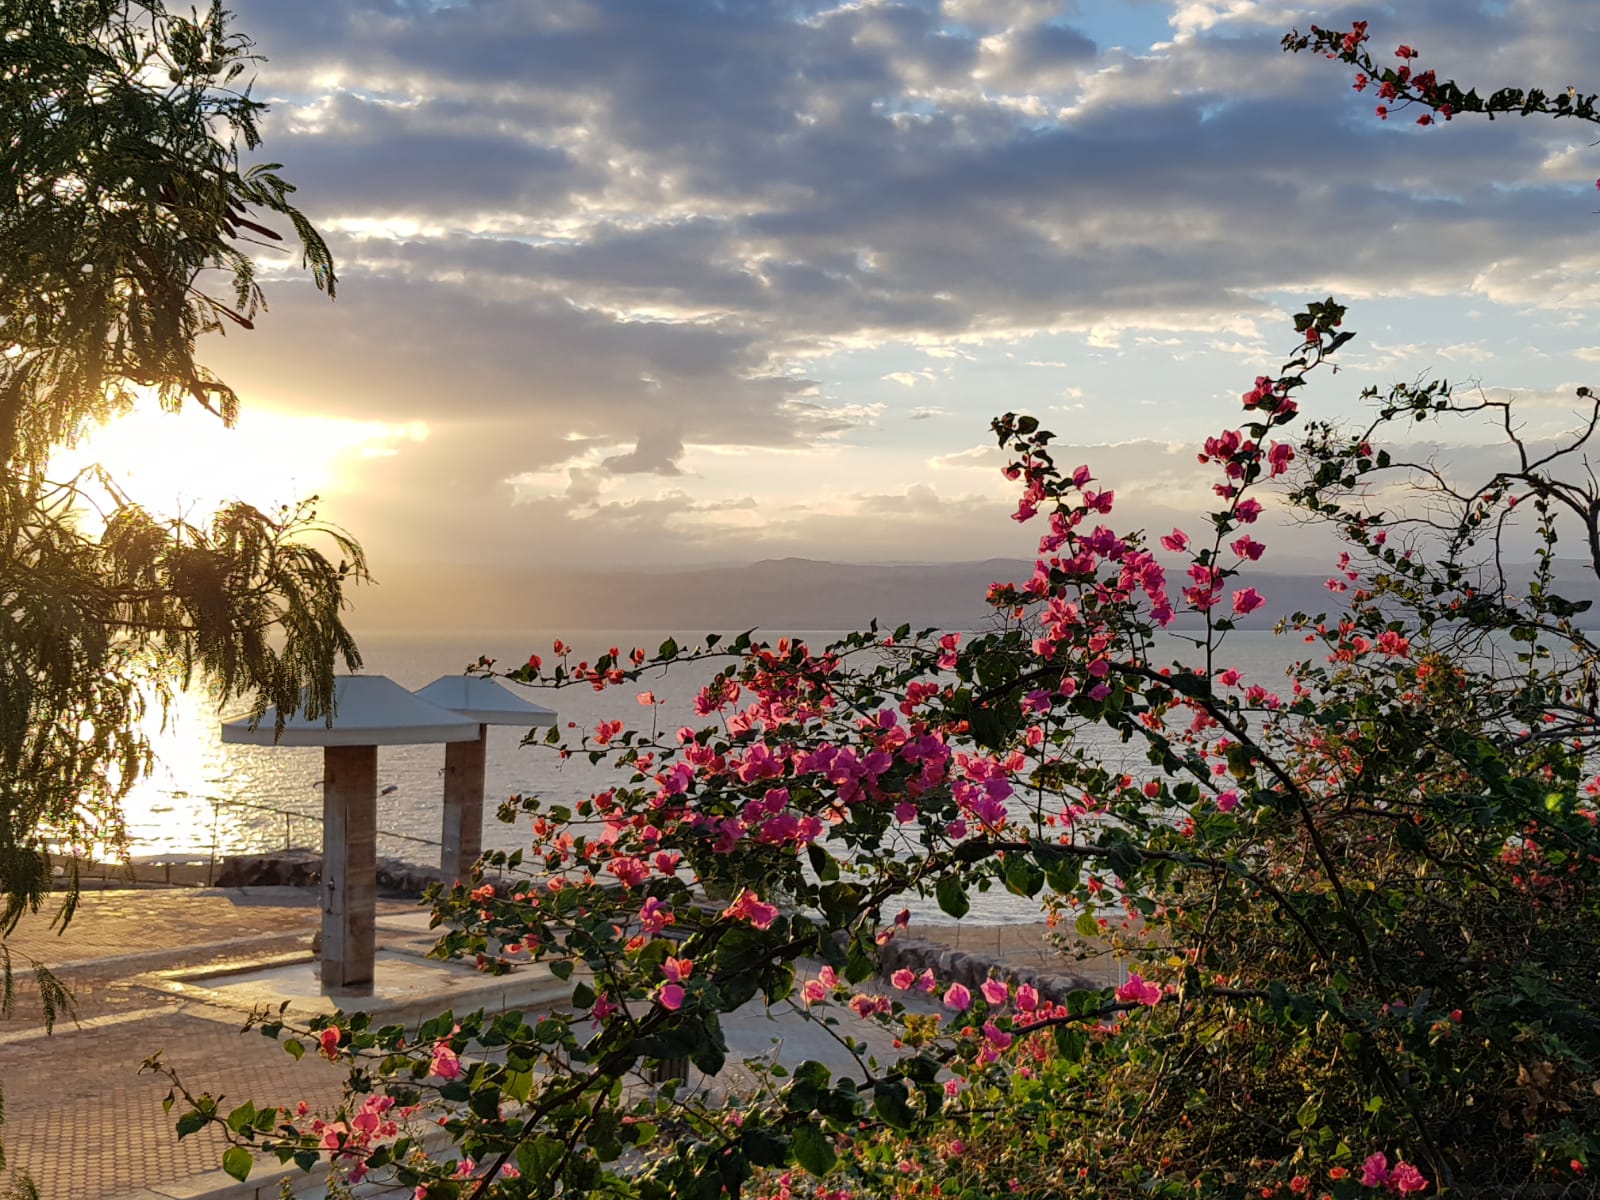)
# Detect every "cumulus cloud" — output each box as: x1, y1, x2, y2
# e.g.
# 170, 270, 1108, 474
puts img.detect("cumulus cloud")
205, 0, 1600, 569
